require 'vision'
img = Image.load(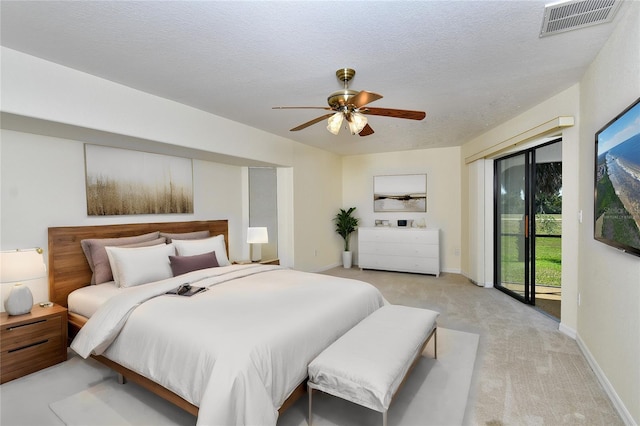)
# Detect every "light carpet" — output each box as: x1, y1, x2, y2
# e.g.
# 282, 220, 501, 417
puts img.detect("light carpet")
48, 328, 478, 426
49, 378, 196, 426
